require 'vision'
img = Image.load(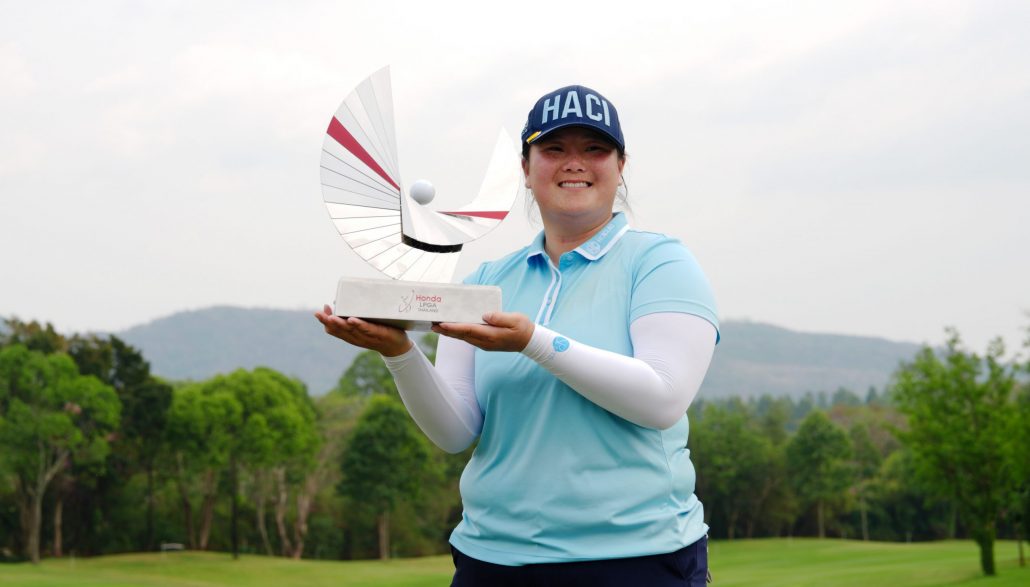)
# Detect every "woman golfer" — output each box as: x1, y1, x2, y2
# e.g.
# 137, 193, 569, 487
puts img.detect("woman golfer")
317, 85, 719, 586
